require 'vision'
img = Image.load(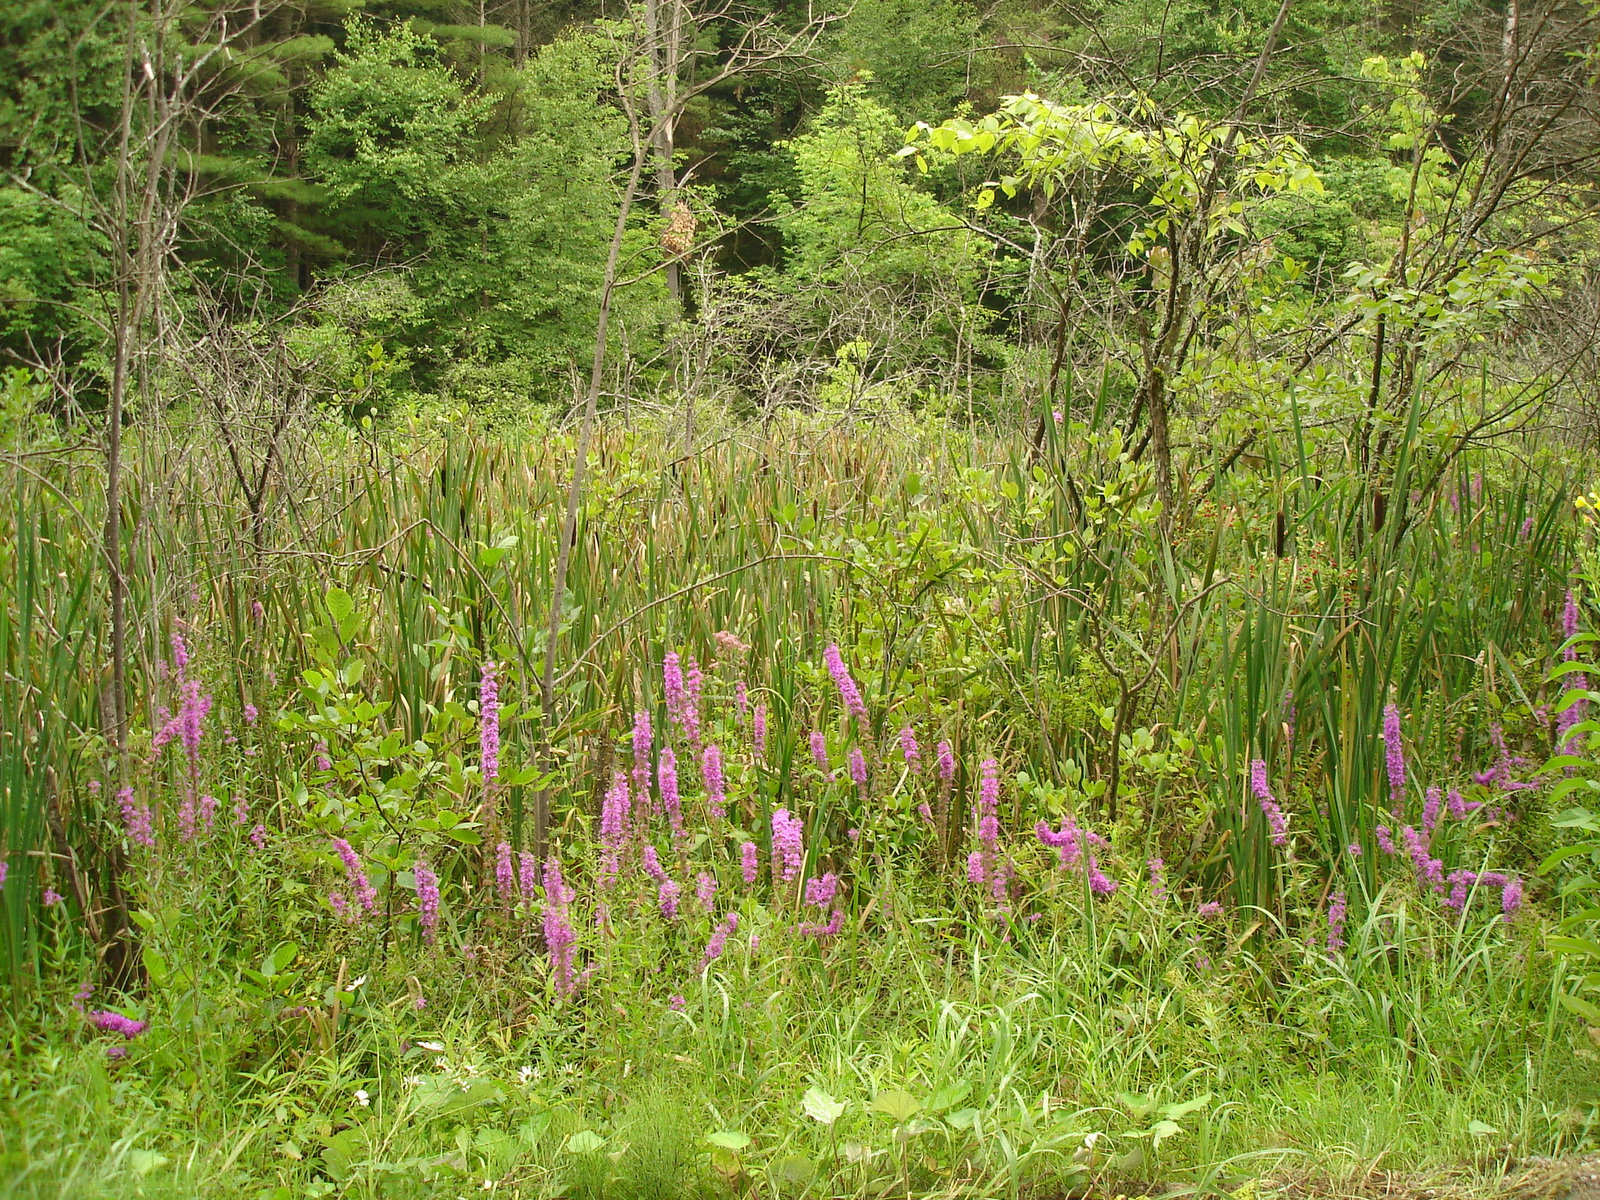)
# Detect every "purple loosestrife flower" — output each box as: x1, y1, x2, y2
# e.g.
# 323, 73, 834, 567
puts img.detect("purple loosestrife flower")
1148, 857, 1167, 901
1559, 590, 1588, 744
198, 793, 218, 829
479, 662, 500, 794
1382, 703, 1406, 802
88, 1011, 146, 1039
804, 873, 839, 908
1249, 761, 1289, 847
658, 878, 682, 920
118, 787, 154, 848
496, 842, 516, 906
1447, 788, 1478, 821
232, 794, 249, 826
685, 659, 703, 741
243, 703, 258, 725
250, 824, 267, 852
178, 795, 197, 843
900, 726, 920, 765
332, 891, 352, 922
823, 644, 869, 726
771, 808, 803, 883
0, 859, 7, 887
519, 851, 538, 899
809, 731, 830, 776
658, 748, 684, 845
696, 871, 717, 910
741, 841, 759, 885
43, 888, 63, 907
1400, 825, 1444, 893
1501, 875, 1525, 917
701, 912, 738, 969
1326, 891, 1348, 951
631, 712, 653, 814
848, 747, 867, 790
1036, 815, 1116, 895
800, 909, 845, 939
642, 844, 669, 883
1375, 825, 1396, 855
702, 744, 727, 819
598, 772, 631, 889
315, 742, 332, 773
1422, 787, 1443, 836
736, 680, 749, 720
937, 741, 956, 784
543, 858, 577, 997
1198, 901, 1223, 919
753, 705, 768, 758
663, 652, 697, 745
171, 631, 189, 673
415, 862, 440, 943
332, 838, 378, 913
